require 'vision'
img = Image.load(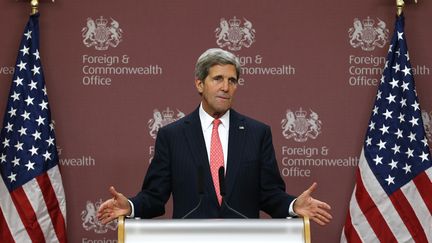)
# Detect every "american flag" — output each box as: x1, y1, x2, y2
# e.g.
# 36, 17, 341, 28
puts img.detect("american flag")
341, 15, 432, 243
0, 14, 67, 242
